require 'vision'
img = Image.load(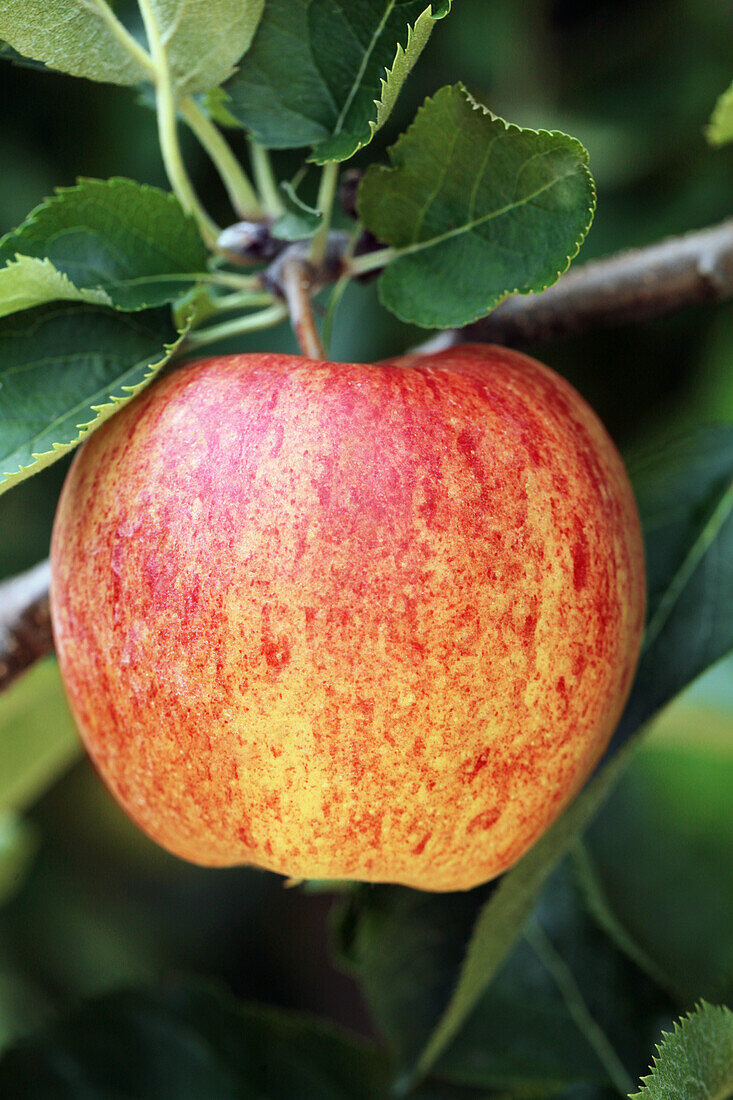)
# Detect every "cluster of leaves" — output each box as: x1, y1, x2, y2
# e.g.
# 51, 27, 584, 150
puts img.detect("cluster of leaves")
0, 0, 597, 496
